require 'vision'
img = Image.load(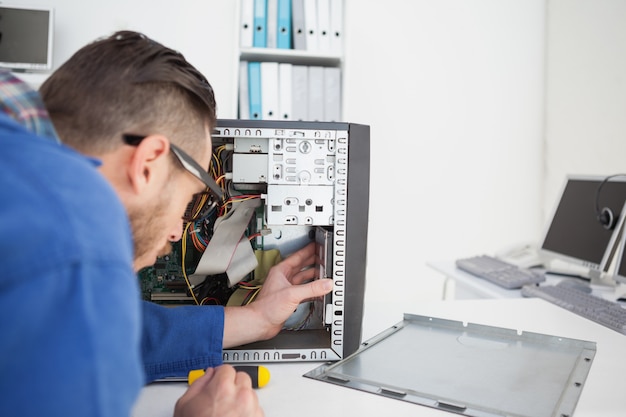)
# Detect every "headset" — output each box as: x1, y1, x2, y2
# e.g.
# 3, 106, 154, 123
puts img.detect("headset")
595, 174, 626, 230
